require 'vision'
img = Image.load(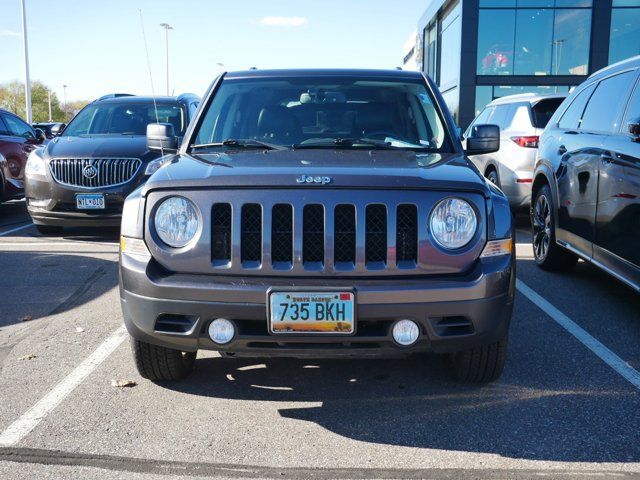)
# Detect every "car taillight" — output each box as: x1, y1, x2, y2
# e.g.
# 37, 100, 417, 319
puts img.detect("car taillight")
511, 136, 539, 148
